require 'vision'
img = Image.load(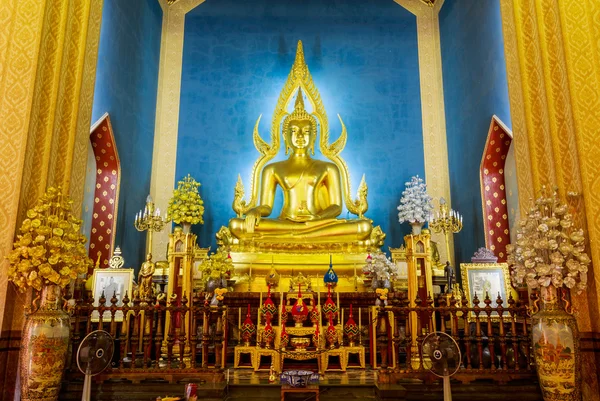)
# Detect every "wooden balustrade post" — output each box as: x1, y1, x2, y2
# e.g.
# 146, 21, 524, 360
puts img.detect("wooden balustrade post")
190, 292, 200, 369
496, 294, 507, 370
483, 293, 496, 371
98, 291, 107, 332
85, 294, 93, 335
70, 301, 83, 372
109, 292, 118, 338
119, 293, 130, 369
507, 294, 519, 371
154, 293, 166, 368
426, 293, 435, 333
392, 308, 400, 372
404, 303, 413, 372
449, 294, 458, 336
142, 296, 155, 368
414, 294, 424, 371
519, 301, 532, 370
461, 293, 472, 369
376, 307, 389, 370
215, 308, 224, 369
202, 306, 210, 368
167, 295, 176, 369
438, 295, 447, 333
130, 292, 142, 369
473, 293, 484, 370
179, 293, 188, 368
